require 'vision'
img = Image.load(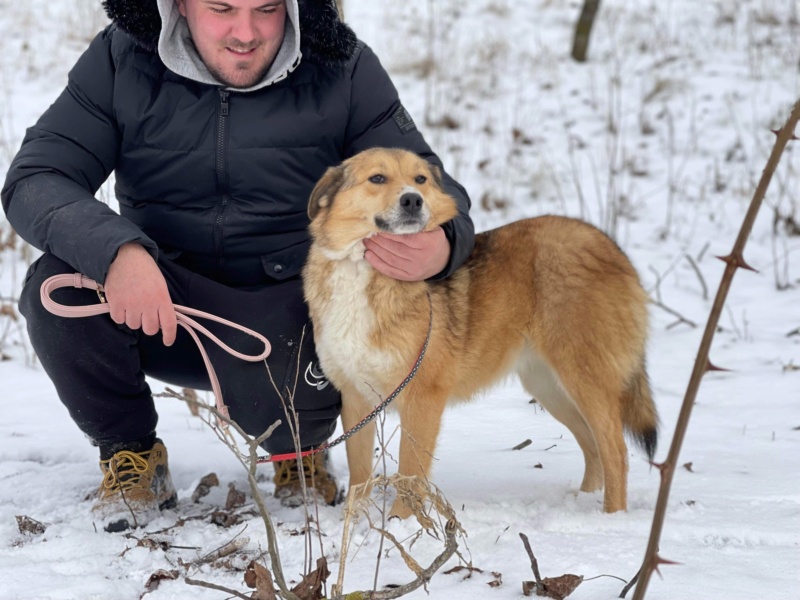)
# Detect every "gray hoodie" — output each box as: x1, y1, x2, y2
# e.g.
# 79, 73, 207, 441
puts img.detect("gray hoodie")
156, 0, 302, 91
